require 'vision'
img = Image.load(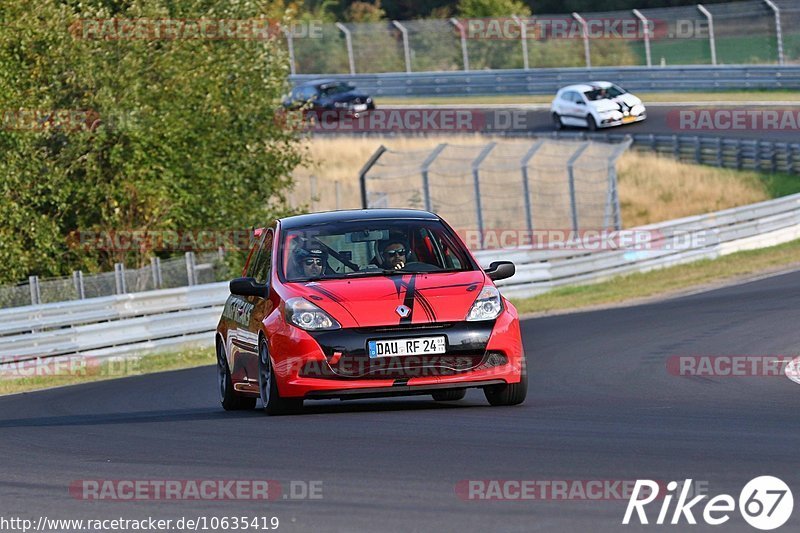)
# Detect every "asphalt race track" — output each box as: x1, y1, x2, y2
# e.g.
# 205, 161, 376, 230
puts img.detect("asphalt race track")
1, 270, 799, 532
319, 103, 800, 142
